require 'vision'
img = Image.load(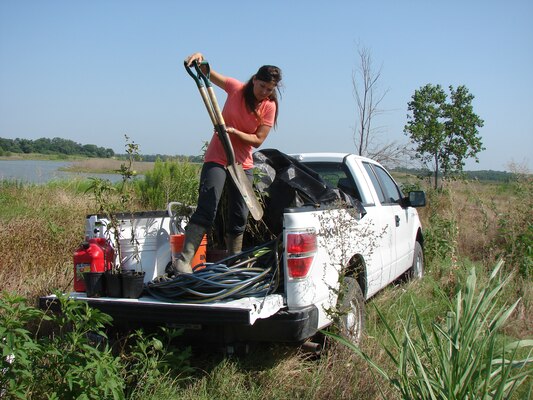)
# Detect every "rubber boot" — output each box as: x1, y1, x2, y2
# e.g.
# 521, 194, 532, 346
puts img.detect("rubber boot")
225, 233, 244, 256
171, 223, 206, 274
